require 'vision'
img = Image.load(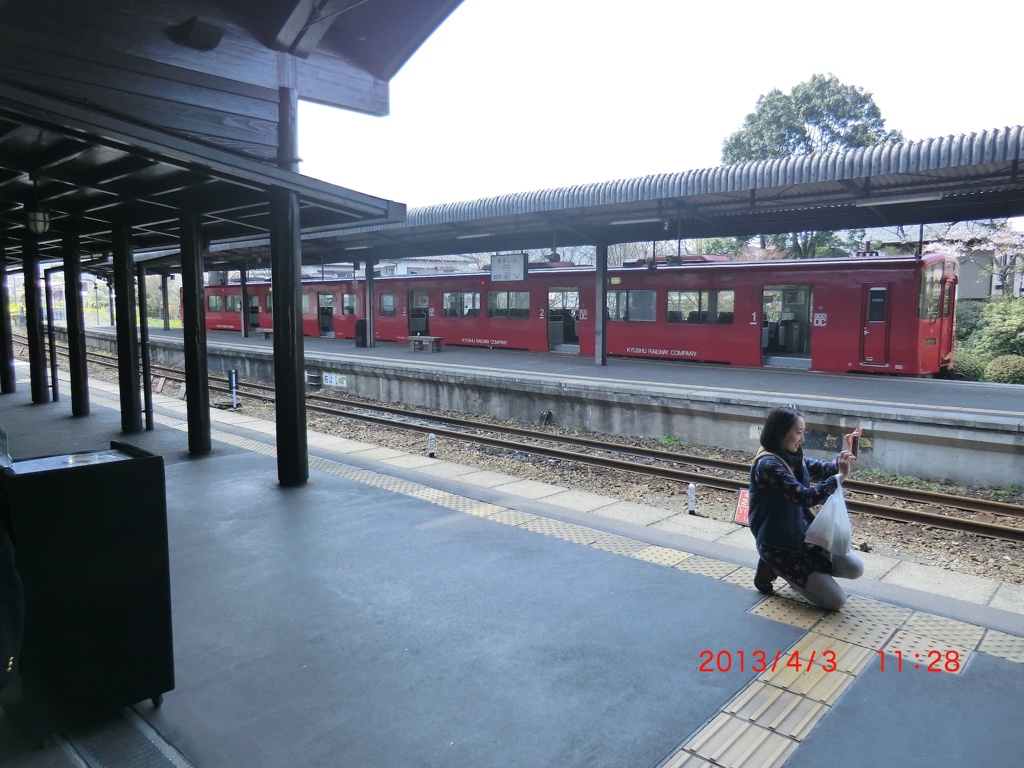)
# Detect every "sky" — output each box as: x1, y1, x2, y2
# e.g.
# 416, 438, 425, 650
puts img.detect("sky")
298, 0, 1024, 211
